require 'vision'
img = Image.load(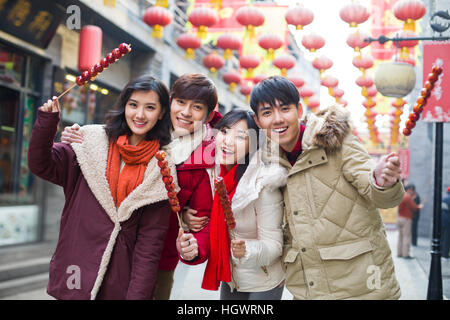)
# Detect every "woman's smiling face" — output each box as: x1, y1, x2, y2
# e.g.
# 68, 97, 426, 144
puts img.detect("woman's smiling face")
125, 90, 164, 145
215, 119, 250, 167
